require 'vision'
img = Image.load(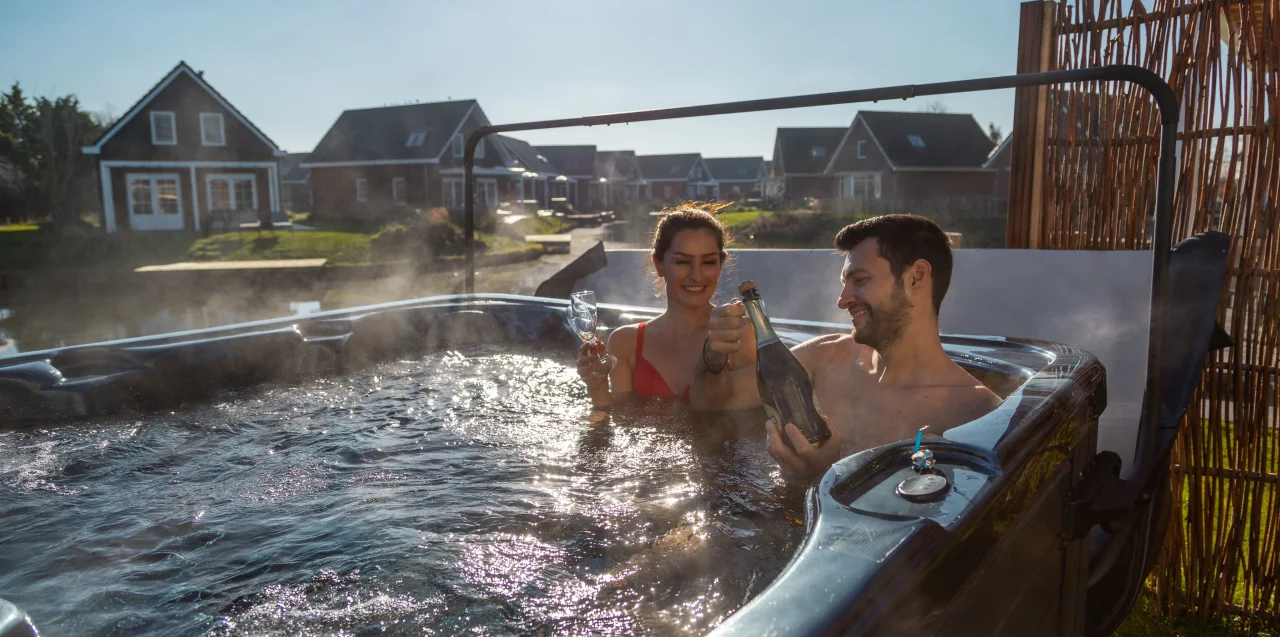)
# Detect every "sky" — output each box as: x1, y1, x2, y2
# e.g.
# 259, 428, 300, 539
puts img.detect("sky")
0, 0, 1024, 158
